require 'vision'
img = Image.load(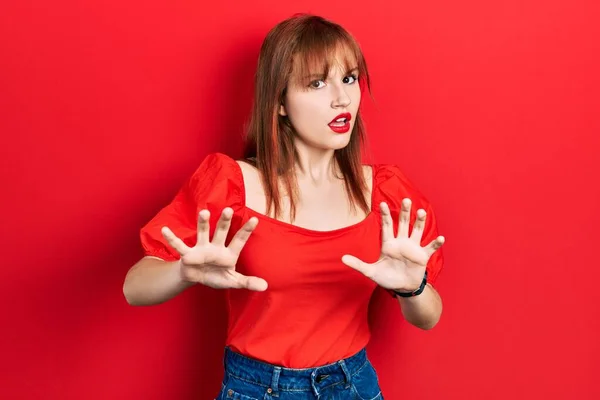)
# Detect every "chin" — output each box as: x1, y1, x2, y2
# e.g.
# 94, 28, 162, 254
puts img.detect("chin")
301, 130, 352, 151
328, 135, 352, 150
